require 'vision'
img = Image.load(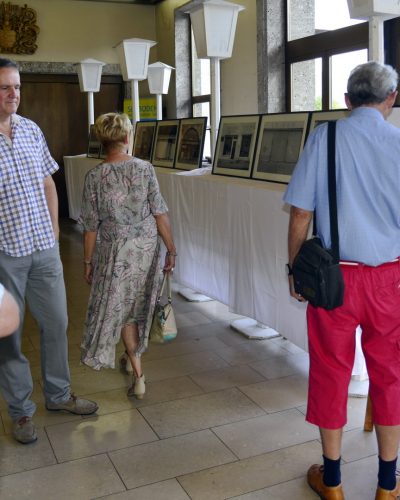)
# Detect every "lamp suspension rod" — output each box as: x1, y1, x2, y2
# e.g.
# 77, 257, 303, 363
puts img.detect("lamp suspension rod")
88, 92, 94, 132
210, 57, 221, 160
131, 79, 140, 126
156, 94, 162, 120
